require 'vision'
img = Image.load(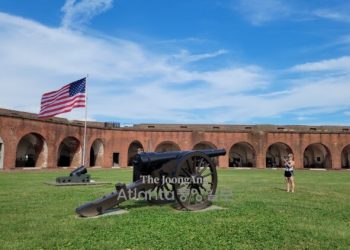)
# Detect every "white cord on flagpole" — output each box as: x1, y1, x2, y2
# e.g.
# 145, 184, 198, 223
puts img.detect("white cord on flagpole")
82, 75, 88, 167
